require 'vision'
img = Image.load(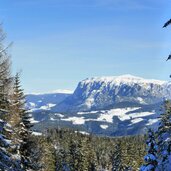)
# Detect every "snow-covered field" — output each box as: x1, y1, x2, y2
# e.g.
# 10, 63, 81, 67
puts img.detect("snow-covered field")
59, 107, 157, 127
